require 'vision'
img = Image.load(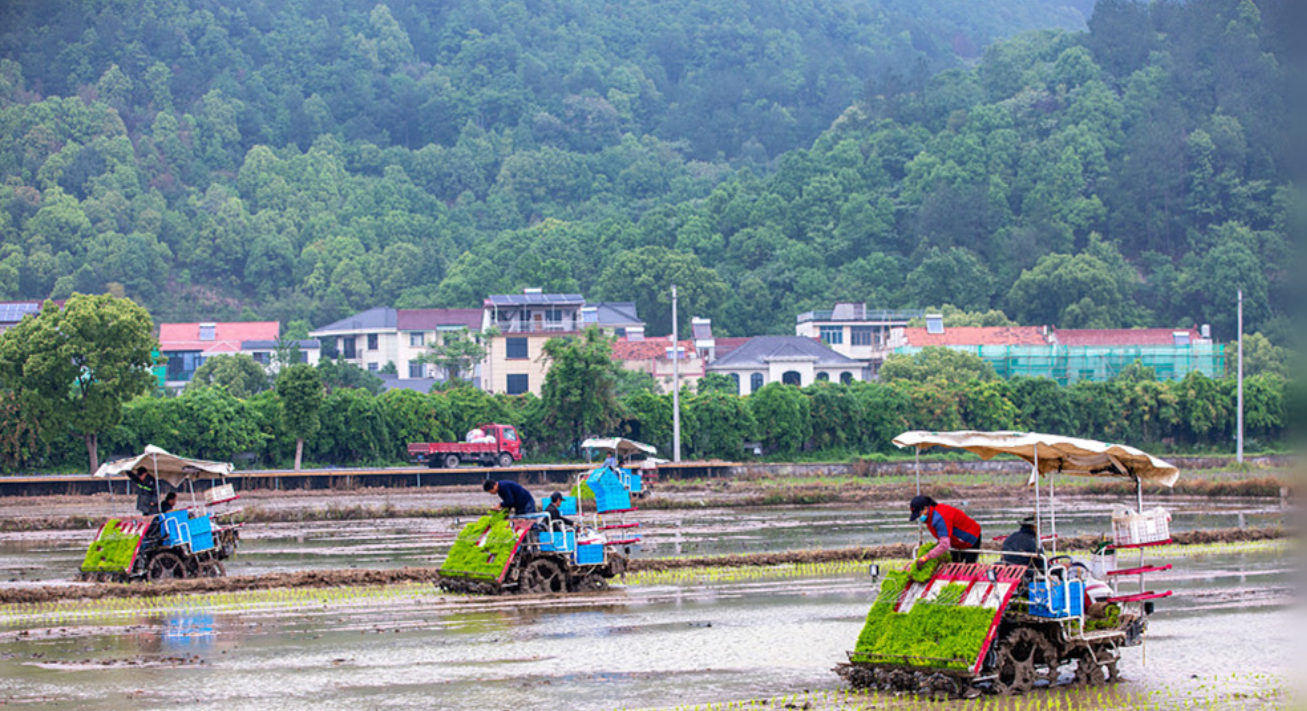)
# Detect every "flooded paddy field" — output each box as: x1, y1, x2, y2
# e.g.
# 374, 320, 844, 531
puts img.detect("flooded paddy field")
0, 543, 1293, 711
0, 495, 1289, 583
